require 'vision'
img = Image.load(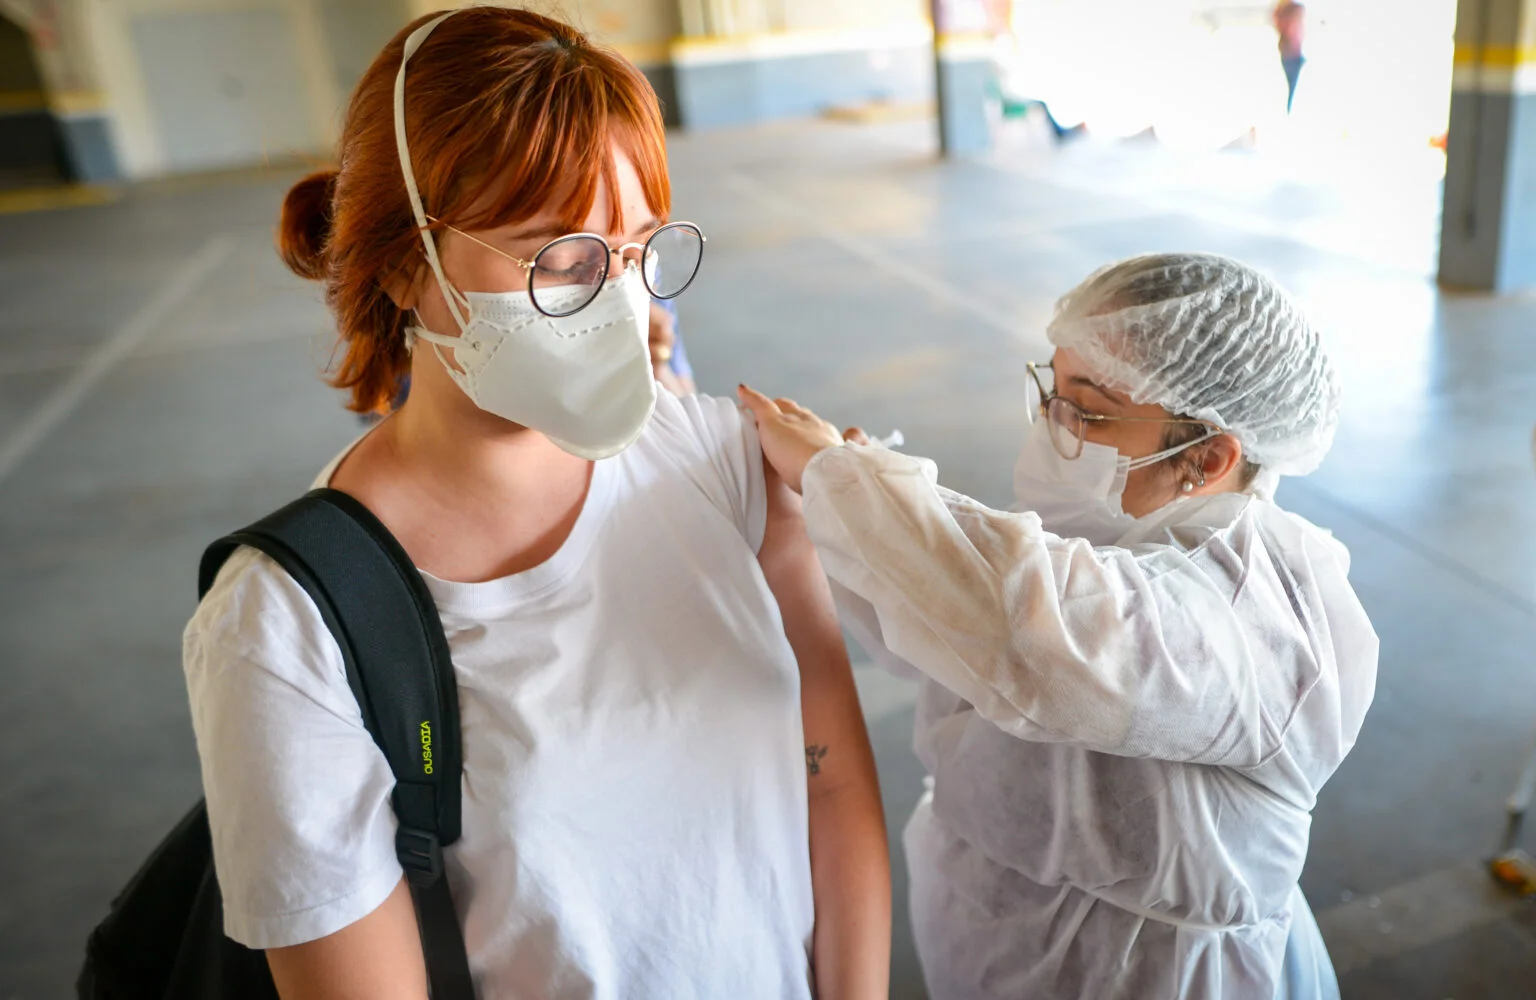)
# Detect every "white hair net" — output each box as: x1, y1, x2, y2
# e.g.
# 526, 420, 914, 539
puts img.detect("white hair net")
1045, 252, 1340, 477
